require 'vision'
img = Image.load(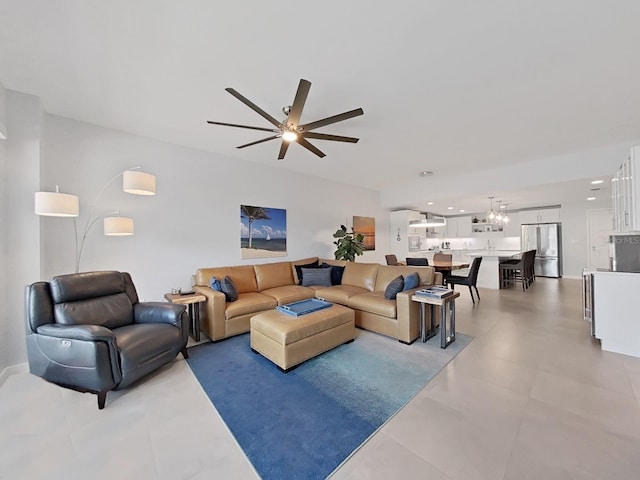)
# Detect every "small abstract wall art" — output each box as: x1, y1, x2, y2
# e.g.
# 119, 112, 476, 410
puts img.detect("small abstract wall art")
241, 205, 287, 259
353, 215, 375, 251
